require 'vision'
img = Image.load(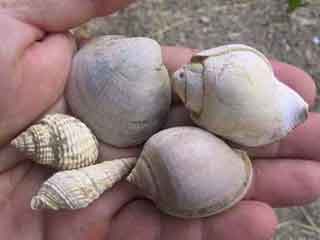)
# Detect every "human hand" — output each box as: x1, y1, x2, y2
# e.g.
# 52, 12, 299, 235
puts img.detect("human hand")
1, 1, 320, 239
